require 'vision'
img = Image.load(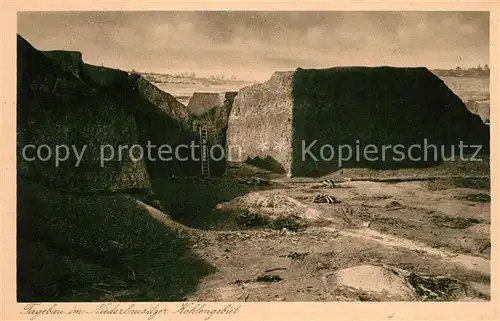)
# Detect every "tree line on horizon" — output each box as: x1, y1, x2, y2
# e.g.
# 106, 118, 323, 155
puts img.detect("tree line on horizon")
432, 64, 490, 78
129, 69, 239, 81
